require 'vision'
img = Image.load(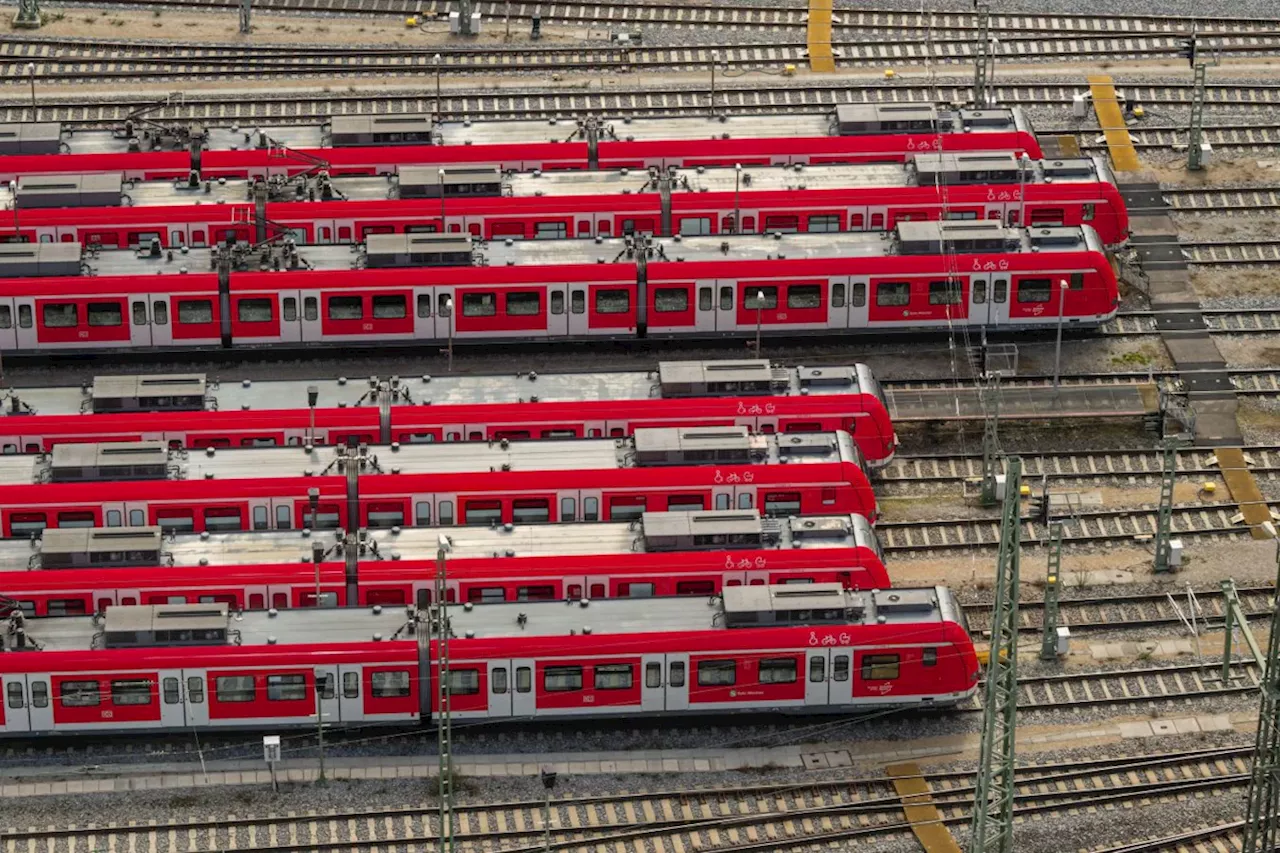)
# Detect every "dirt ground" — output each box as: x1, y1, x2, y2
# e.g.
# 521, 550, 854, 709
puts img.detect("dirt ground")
1149, 156, 1280, 188
1190, 267, 1280, 300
